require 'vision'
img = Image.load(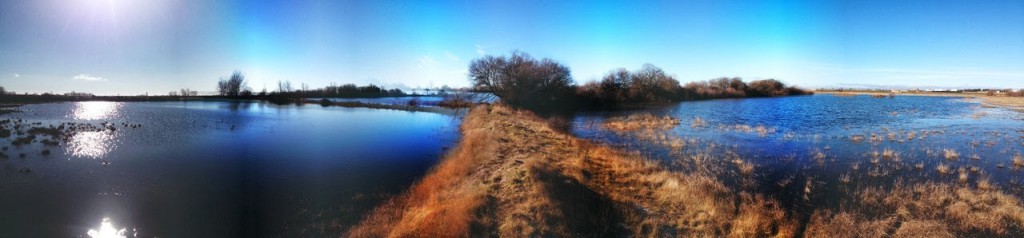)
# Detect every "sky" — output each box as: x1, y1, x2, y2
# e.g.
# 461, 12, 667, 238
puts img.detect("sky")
0, 0, 1022, 95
